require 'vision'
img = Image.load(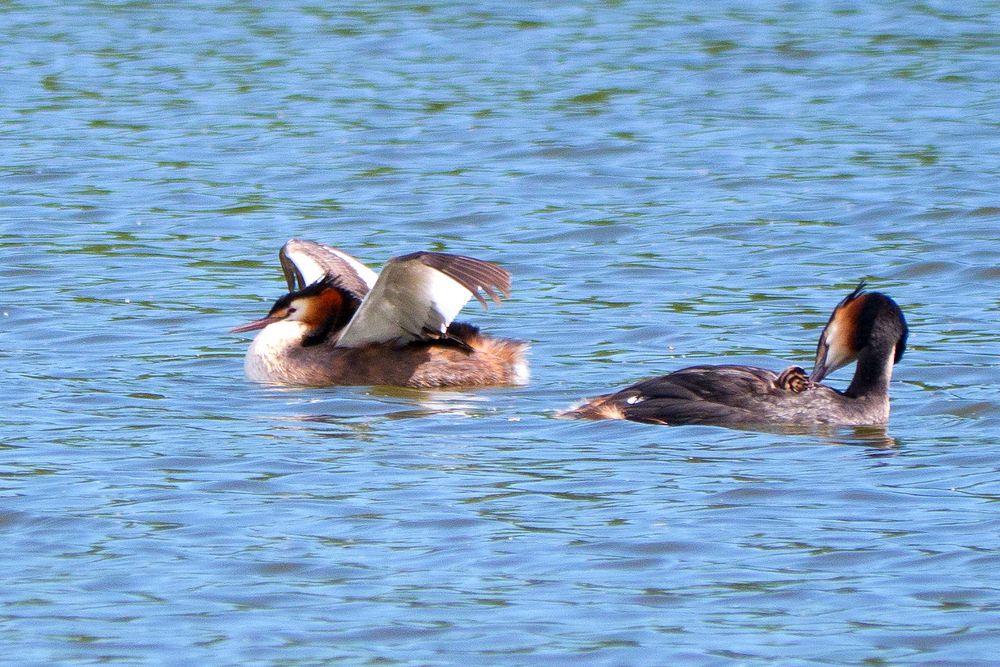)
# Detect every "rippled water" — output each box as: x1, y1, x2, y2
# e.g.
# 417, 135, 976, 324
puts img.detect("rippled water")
3, 2, 999, 664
